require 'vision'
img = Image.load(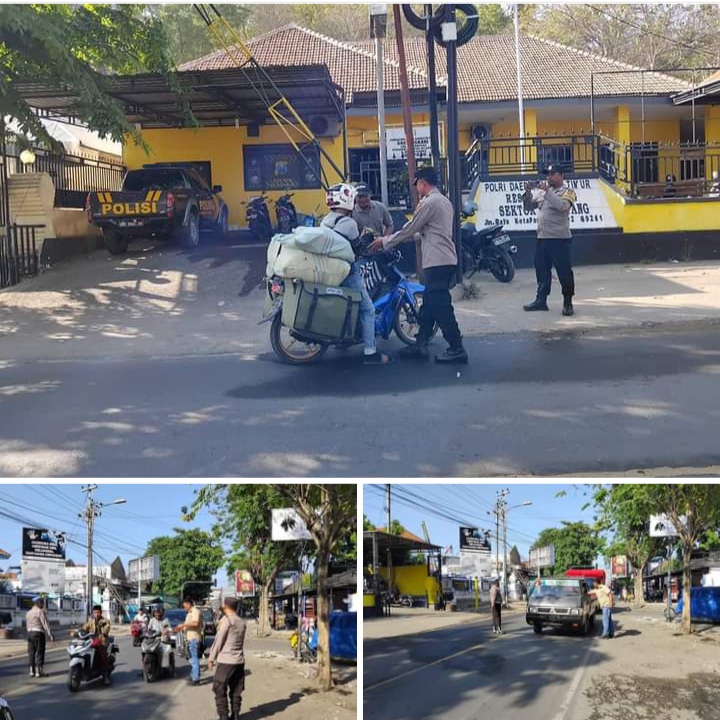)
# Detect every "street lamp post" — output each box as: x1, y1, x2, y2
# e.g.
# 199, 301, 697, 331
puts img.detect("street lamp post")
502, 500, 532, 608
